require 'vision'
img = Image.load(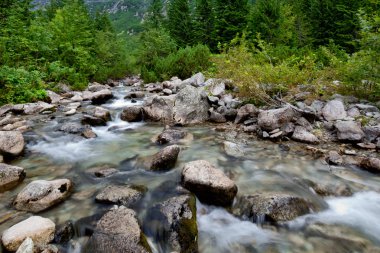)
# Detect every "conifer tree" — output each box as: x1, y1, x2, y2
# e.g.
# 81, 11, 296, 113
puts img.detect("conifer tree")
194, 0, 215, 47
167, 0, 194, 47
213, 0, 248, 48
145, 0, 164, 29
